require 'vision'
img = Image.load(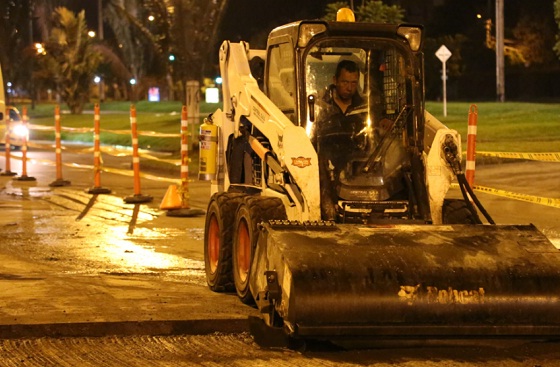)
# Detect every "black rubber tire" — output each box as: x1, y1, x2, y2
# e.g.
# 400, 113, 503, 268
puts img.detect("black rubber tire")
232, 196, 287, 304
442, 199, 479, 224
203, 192, 244, 292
